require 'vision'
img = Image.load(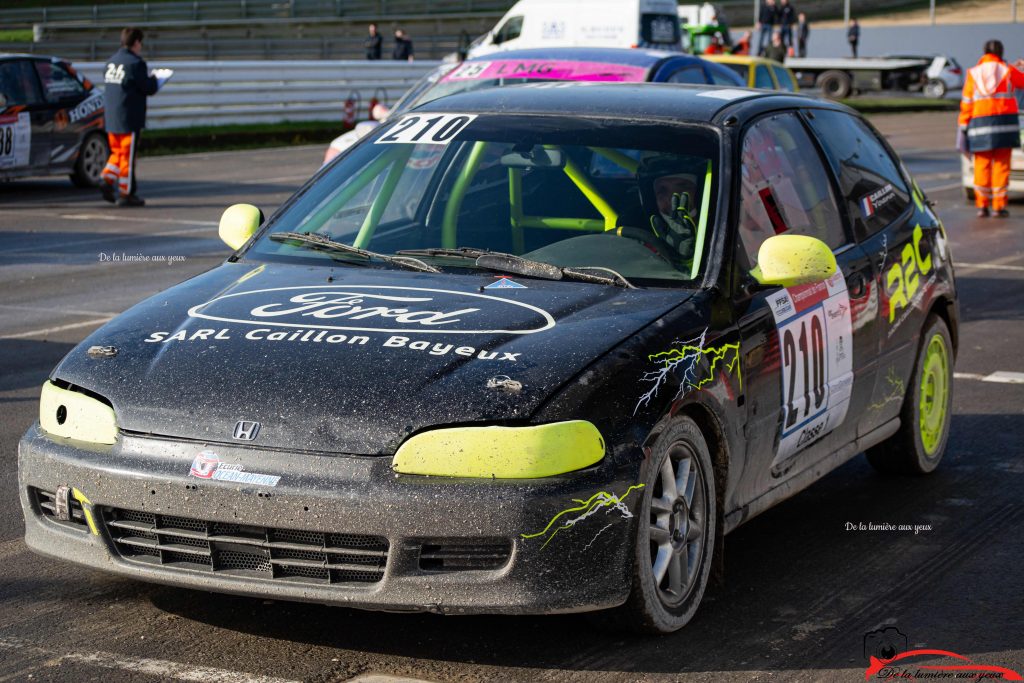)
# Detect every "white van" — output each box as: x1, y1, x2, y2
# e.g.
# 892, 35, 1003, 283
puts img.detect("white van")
467, 0, 683, 58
